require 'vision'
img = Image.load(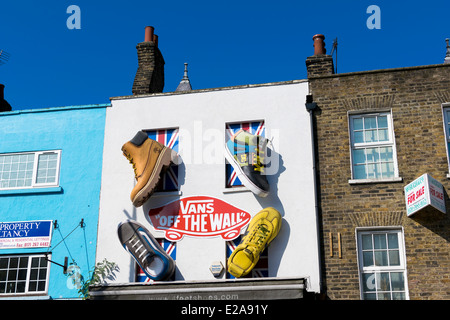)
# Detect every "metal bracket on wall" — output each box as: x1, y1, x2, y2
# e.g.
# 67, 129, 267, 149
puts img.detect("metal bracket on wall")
338, 232, 342, 258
